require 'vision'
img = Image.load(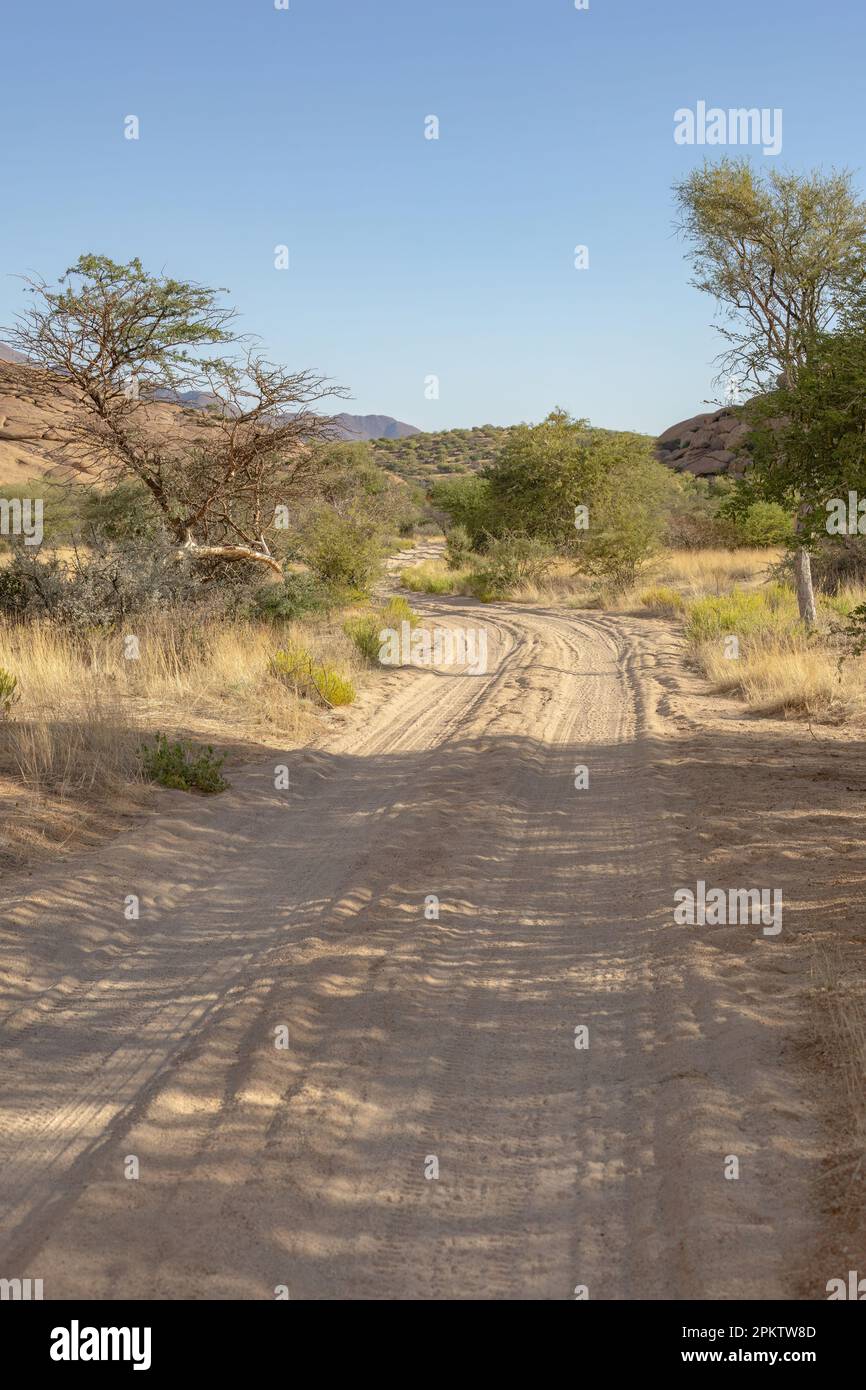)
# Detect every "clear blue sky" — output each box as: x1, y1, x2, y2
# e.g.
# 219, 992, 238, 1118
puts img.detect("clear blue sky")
1, 0, 864, 434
